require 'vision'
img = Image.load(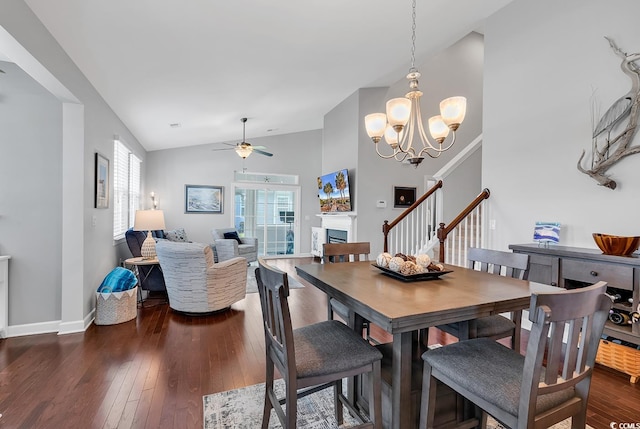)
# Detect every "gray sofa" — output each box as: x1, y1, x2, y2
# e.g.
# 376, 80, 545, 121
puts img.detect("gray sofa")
211, 227, 258, 263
